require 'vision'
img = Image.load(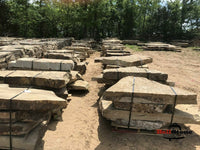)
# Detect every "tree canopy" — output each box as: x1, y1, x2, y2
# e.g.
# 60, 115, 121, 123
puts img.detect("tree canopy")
0, 0, 199, 40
